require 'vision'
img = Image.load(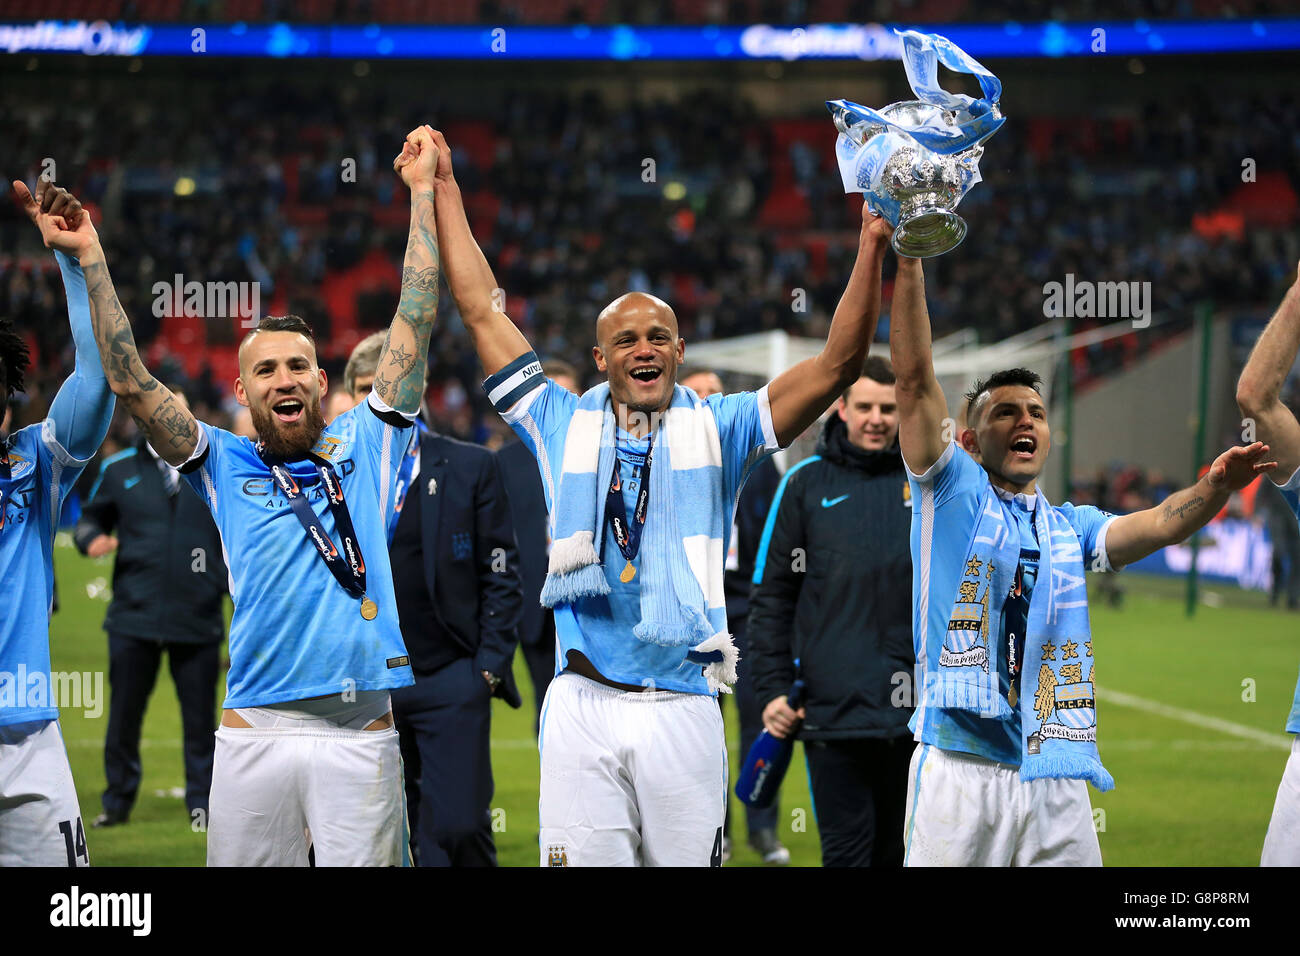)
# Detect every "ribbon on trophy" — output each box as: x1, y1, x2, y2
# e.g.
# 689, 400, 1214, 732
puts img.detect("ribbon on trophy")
827, 29, 1005, 257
